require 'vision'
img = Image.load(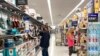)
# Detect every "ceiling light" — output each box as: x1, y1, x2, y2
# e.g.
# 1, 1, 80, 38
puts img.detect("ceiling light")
47, 0, 54, 26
